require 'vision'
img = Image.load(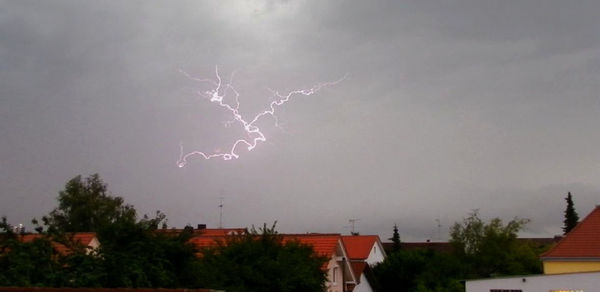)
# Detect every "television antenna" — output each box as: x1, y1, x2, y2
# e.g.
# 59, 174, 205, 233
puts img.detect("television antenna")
348, 218, 360, 235
218, 197, 224, 229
